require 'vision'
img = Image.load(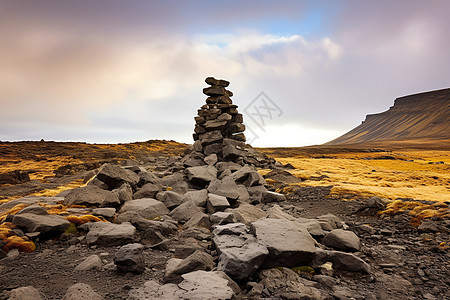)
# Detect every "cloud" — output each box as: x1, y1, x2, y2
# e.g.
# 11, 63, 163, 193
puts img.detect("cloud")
0, 1, 449, 146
